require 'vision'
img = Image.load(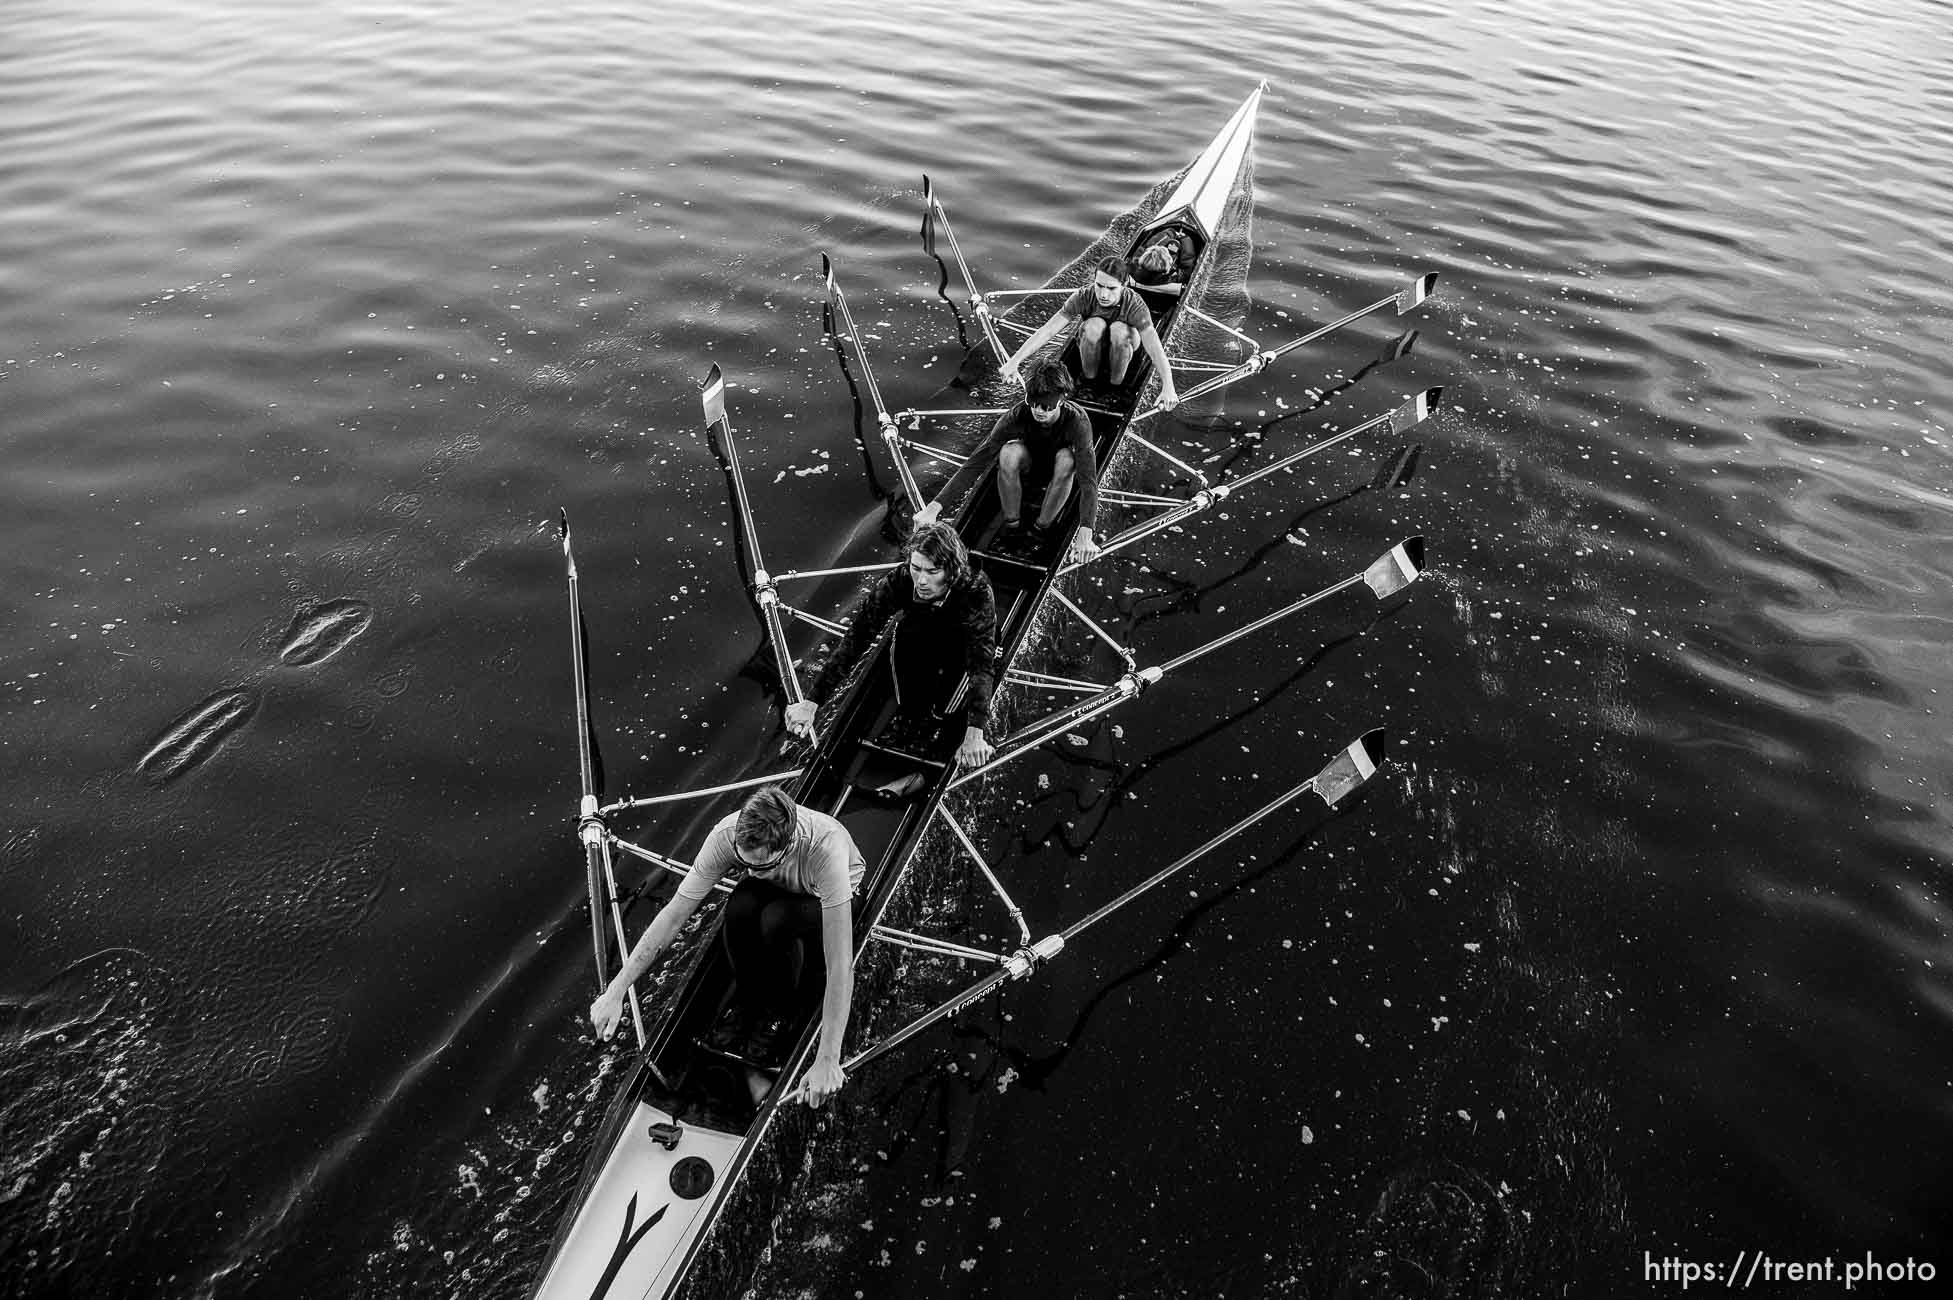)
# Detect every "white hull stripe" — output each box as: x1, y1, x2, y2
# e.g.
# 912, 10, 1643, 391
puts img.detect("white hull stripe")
701, 370, 727, 426
1147, 86, 1263, 240
1386, 543, 1418, 587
